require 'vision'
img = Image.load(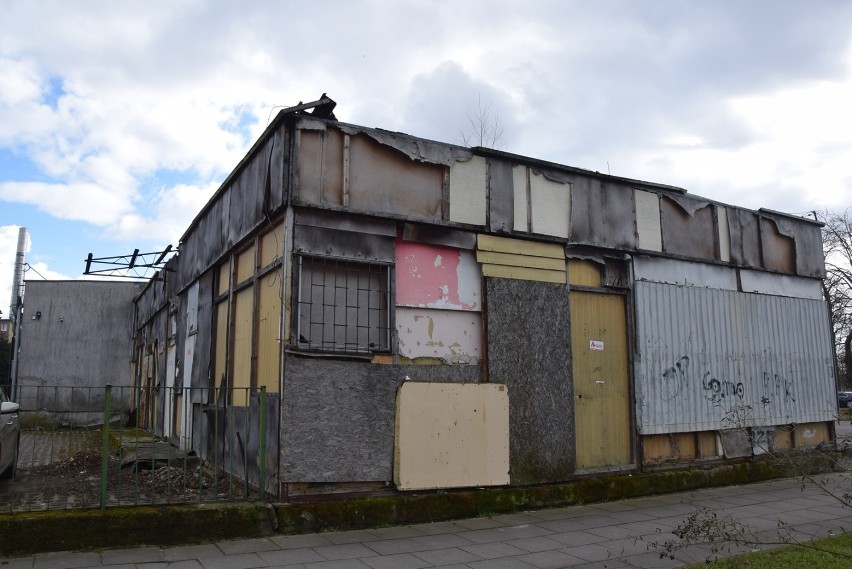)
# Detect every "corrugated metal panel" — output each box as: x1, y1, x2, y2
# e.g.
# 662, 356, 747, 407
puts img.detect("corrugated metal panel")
256, 270, 282, 392
635, 281, 836, 435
